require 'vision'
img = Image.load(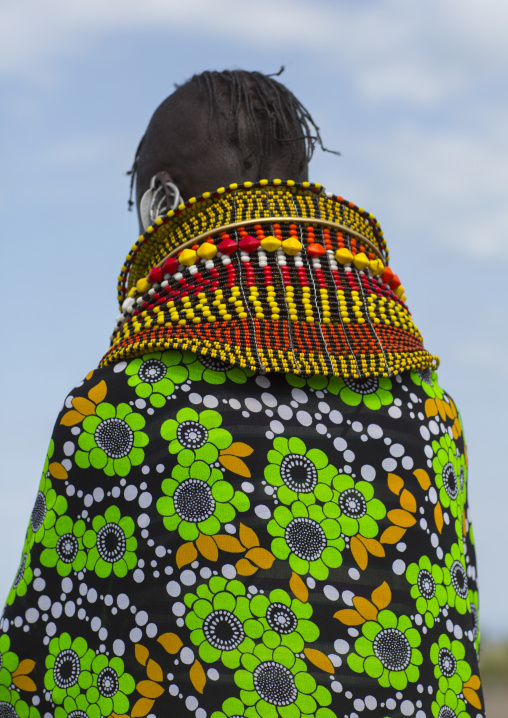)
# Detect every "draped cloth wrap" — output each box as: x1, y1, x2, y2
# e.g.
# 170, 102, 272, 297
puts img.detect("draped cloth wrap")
0, 182, 484, 718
